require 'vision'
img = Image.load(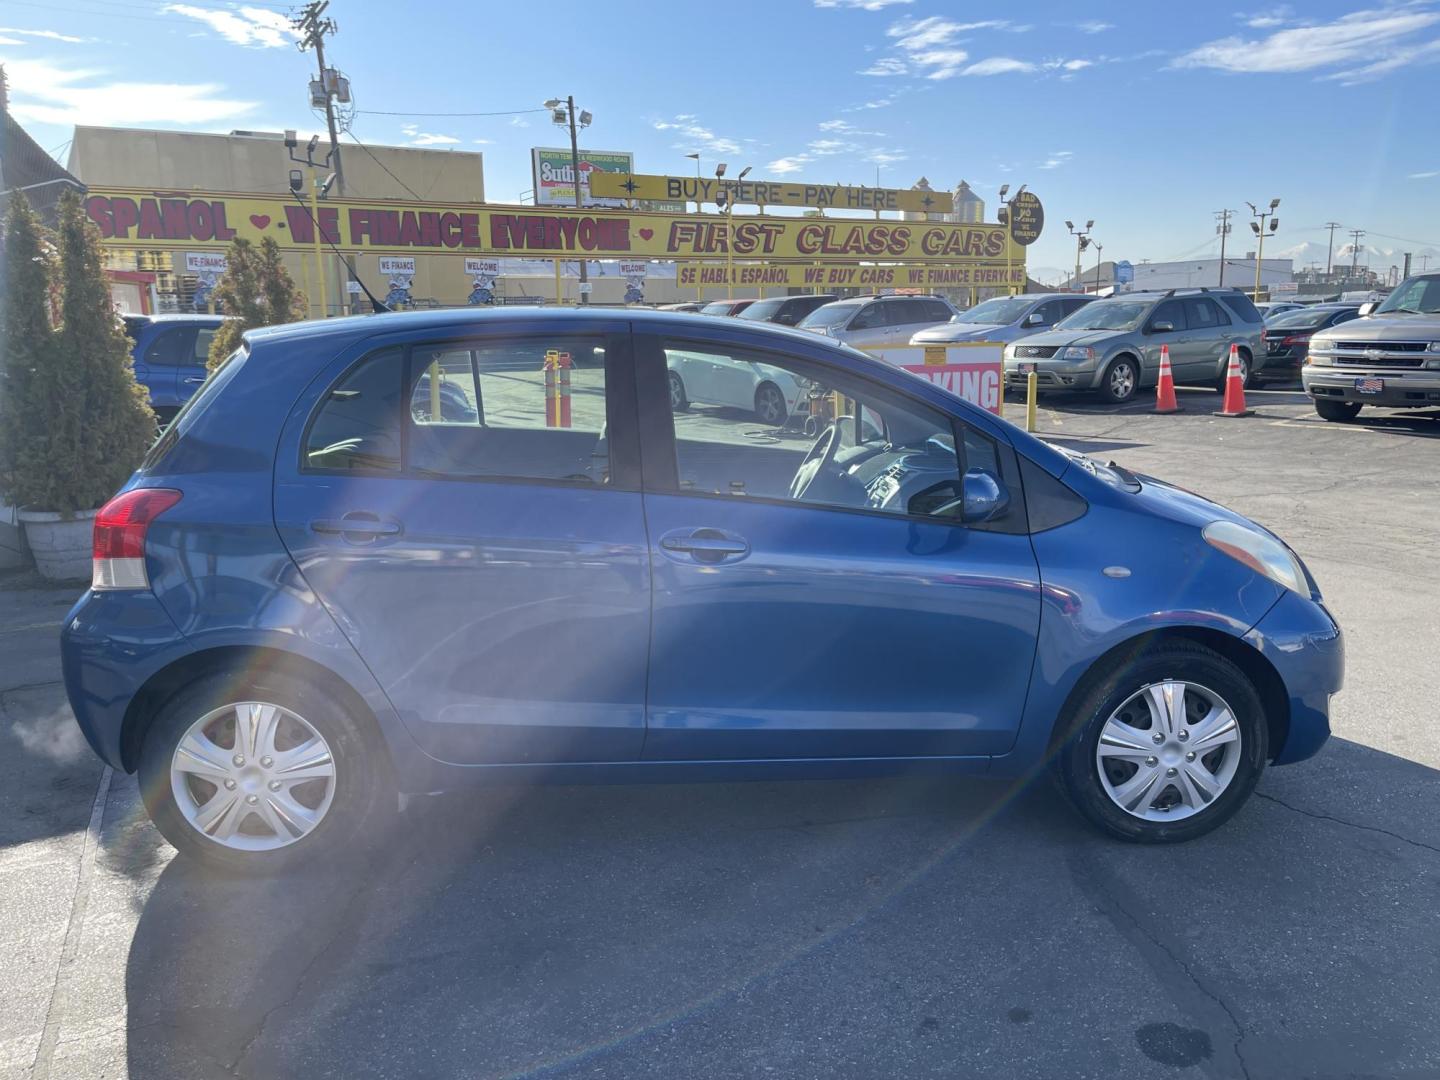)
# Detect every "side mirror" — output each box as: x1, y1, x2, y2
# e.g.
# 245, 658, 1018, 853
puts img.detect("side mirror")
959, 469, 1010, 524
1023, 312, 1045, 327
1148, 320, 1174, 334
1358, 301, 1379, 317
